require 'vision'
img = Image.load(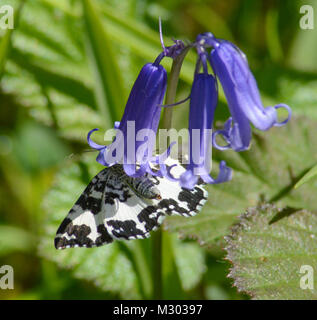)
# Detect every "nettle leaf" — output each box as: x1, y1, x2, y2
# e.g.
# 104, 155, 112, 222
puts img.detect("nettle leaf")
164, 116, 317, 247
39, 154, 206, 298
1, 0, 102, 140
225, 204, 317, 300
1, 0, 143, 140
